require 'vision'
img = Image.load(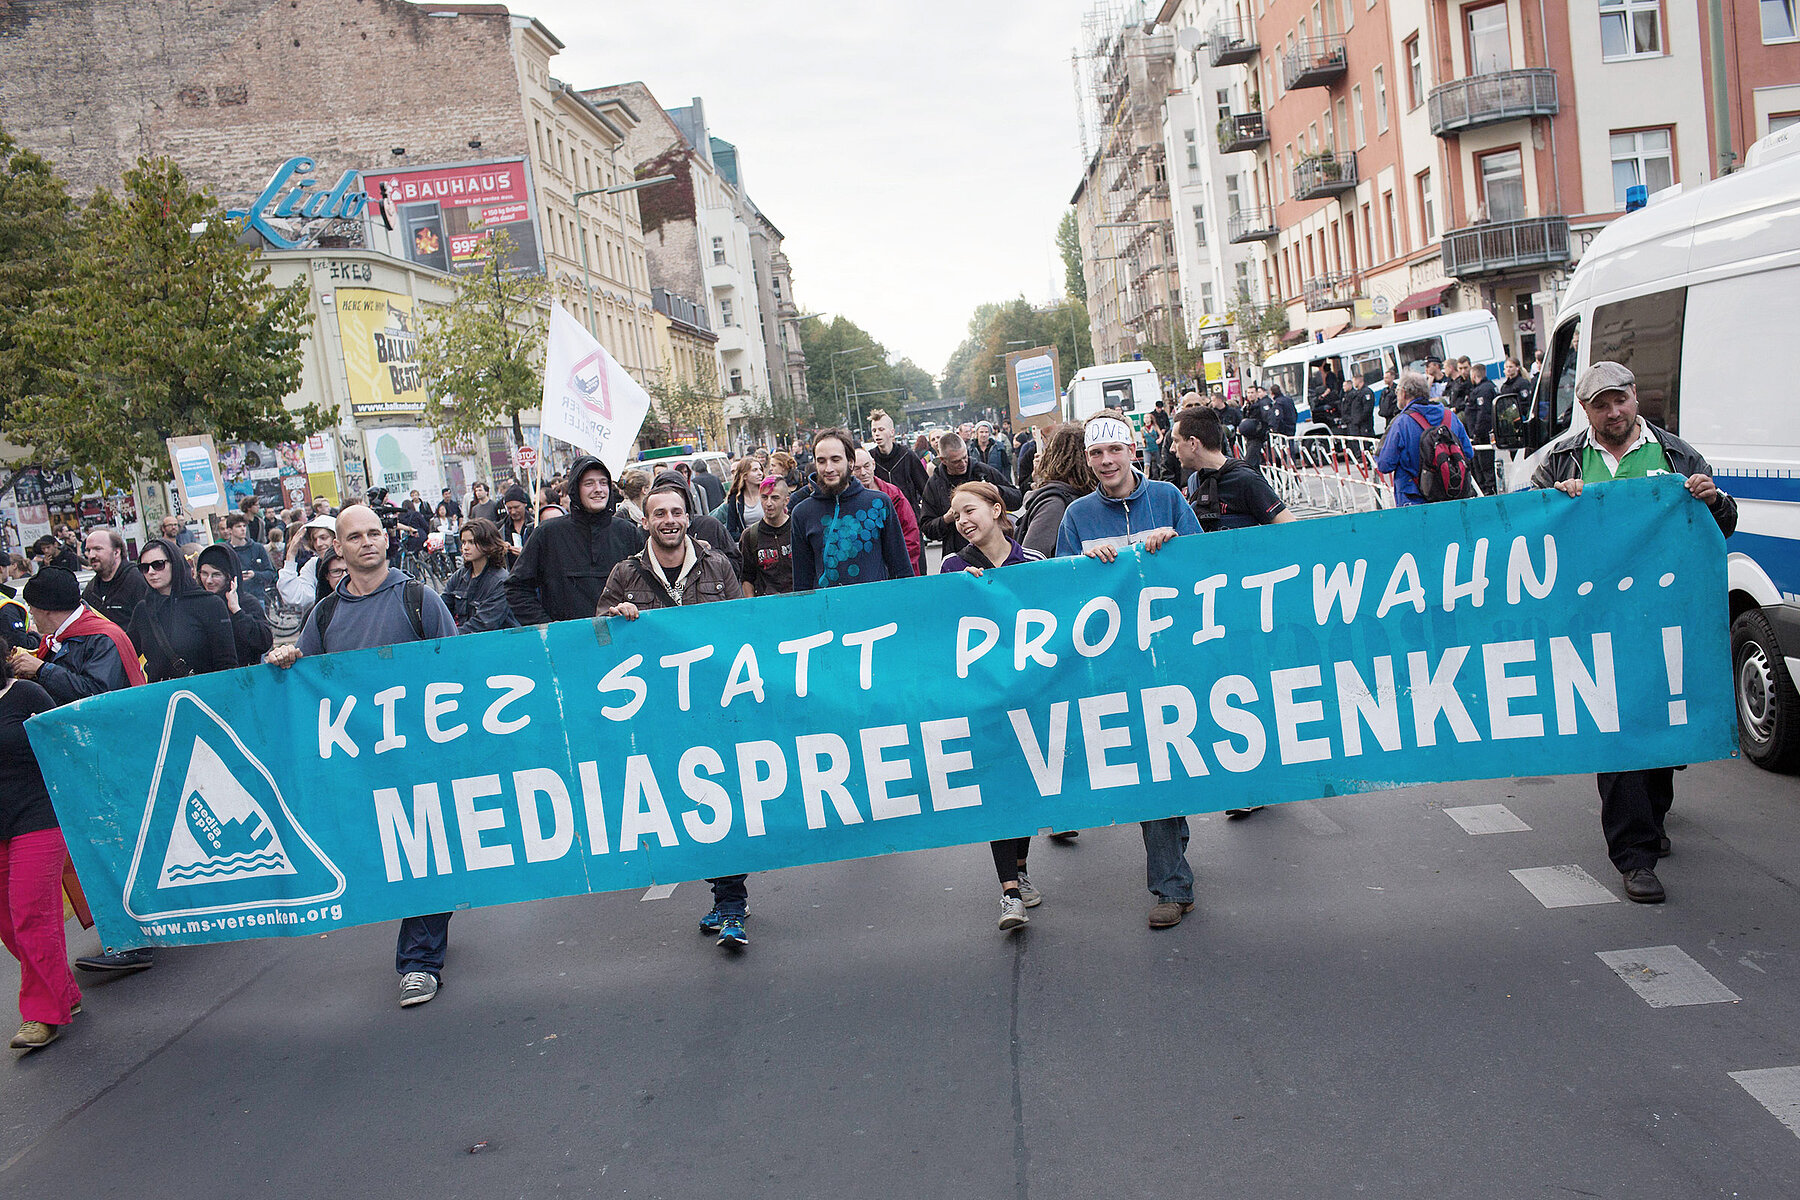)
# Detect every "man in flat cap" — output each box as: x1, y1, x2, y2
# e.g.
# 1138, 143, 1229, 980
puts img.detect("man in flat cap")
1530, 360, 1737, 904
